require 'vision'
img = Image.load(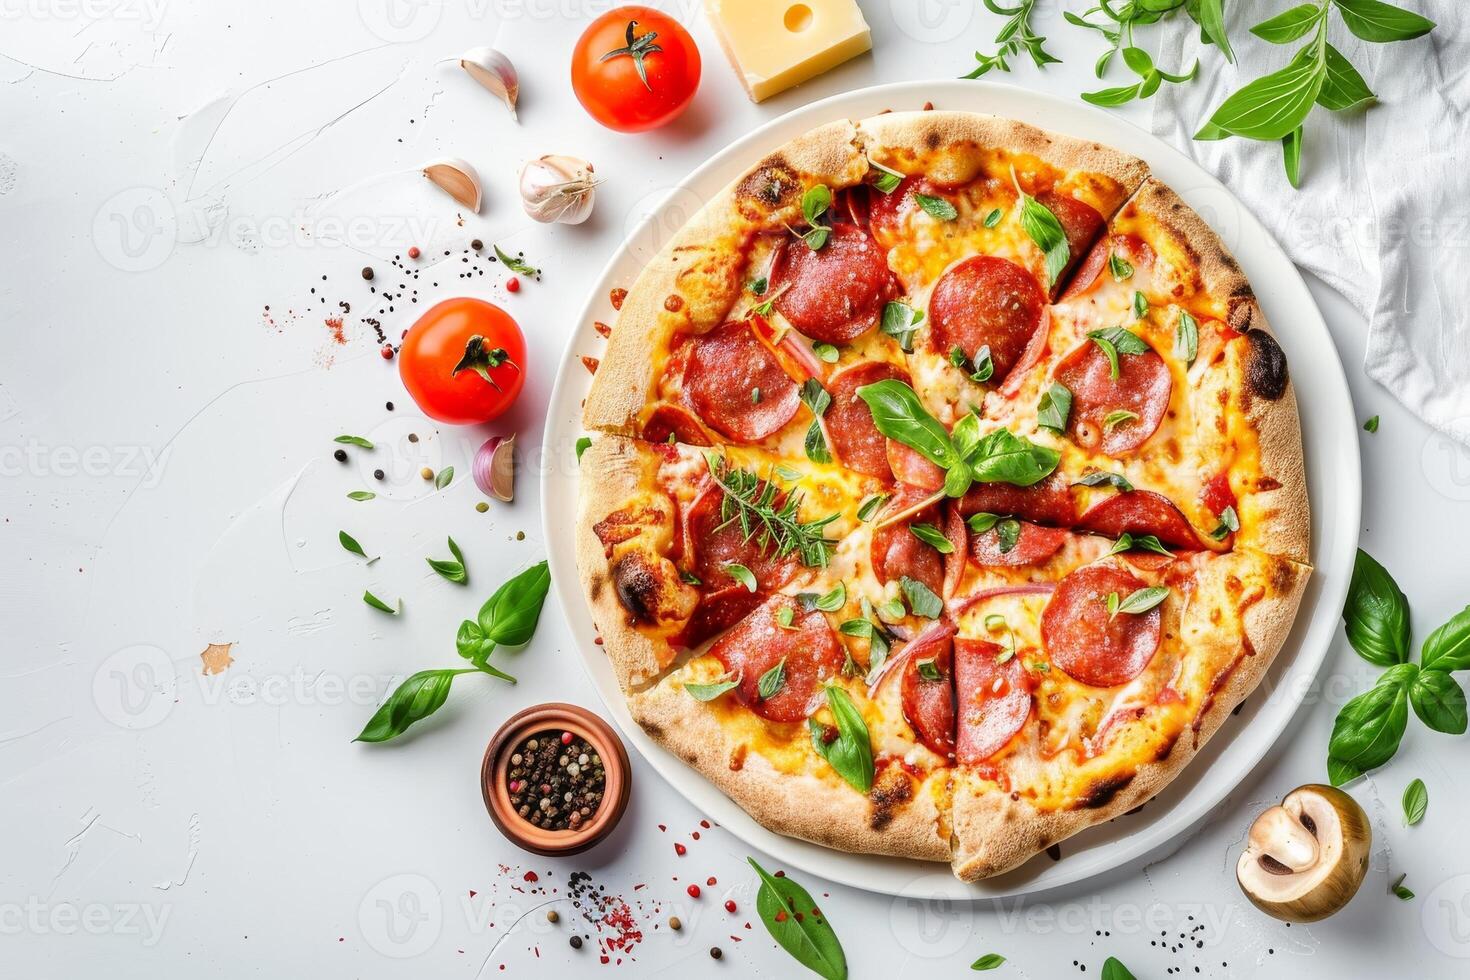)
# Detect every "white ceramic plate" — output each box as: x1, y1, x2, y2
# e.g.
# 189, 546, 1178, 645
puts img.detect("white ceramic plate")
541, 80, 1360, 899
